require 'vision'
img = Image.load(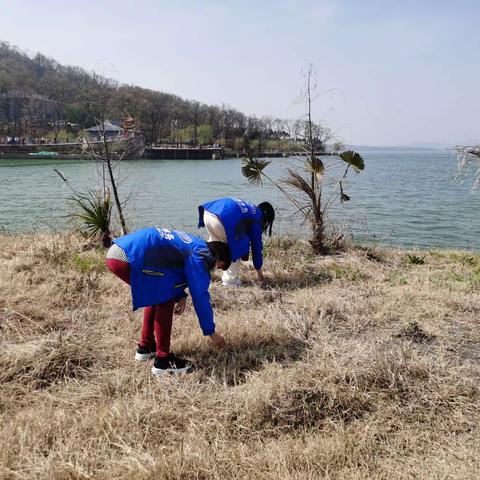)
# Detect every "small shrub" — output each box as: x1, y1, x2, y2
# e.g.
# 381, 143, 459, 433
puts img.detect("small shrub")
364, 247, 386, 263
70, 189, 112, 247
406, 254, 425, 265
